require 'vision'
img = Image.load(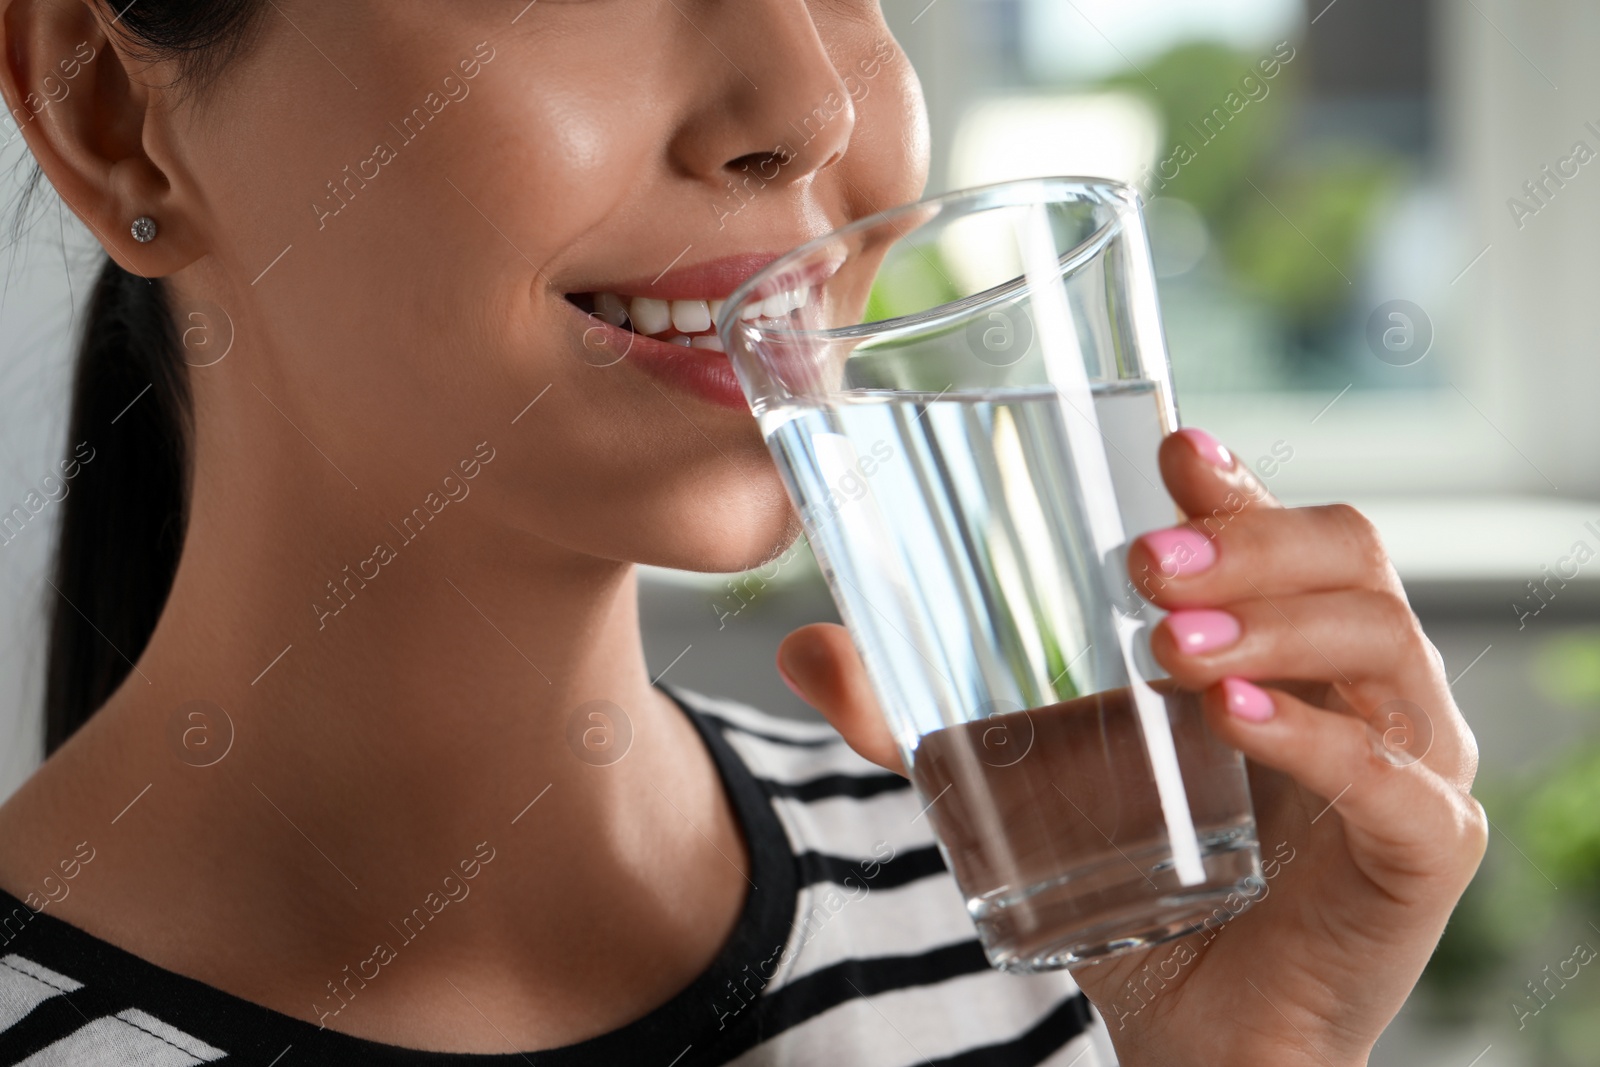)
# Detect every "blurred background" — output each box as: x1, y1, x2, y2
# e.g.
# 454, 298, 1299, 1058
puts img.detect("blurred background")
3, 0, 1599, 1062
